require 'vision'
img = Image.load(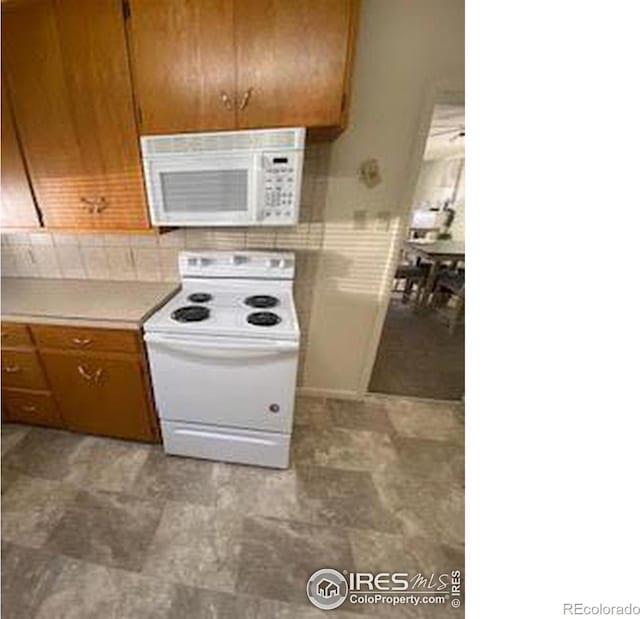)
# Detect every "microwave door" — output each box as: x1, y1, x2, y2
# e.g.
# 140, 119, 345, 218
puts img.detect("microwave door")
146, 154, 257, 226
